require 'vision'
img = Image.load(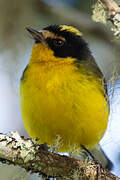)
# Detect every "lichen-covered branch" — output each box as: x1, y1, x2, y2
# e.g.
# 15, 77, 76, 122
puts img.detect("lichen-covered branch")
0, 132, 119, 179
92, 0, 120, 38
100, 0, 120, 14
